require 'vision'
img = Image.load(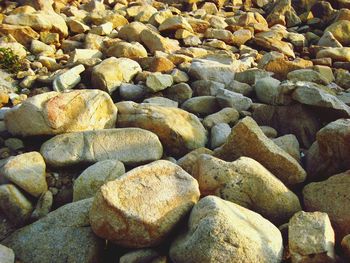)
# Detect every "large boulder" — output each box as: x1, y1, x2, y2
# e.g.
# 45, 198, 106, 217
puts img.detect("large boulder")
116, 101, 207, 157
2, 199, 104, 263
5, 90, 117, 136
169, 196, 283, 263
214, 117, 306, 186
303, 171, 350, 242
306, 119, 350, 180
40, 128, 163, 167
89, 160, 200, 248
193, 155, 301, 224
